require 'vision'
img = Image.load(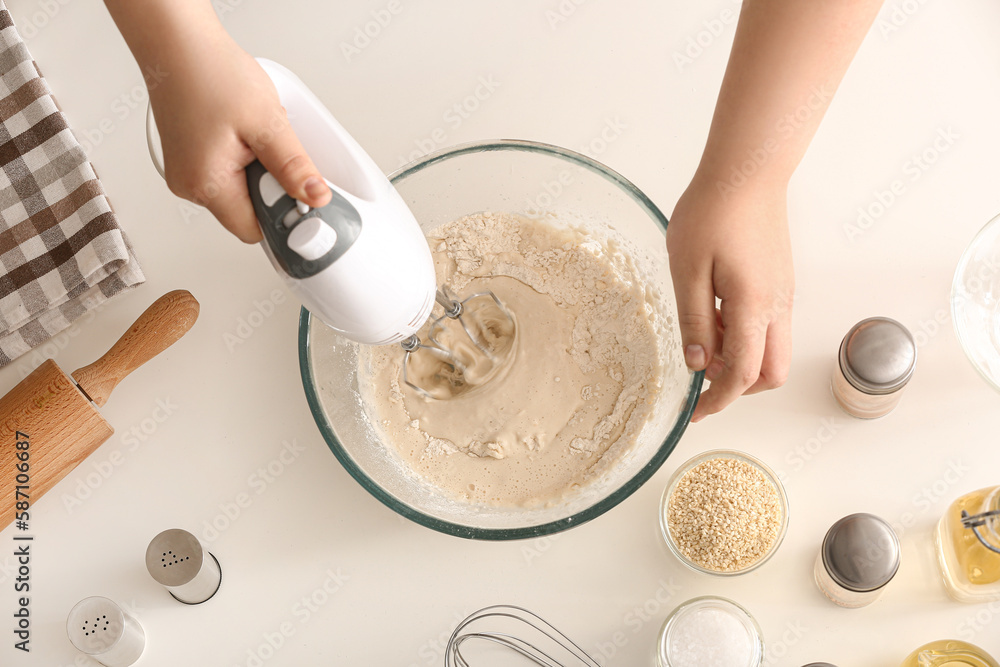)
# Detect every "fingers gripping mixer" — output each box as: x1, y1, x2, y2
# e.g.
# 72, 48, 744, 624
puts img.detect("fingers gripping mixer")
247, 60, 515, 397
247, 59, 436, 347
